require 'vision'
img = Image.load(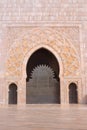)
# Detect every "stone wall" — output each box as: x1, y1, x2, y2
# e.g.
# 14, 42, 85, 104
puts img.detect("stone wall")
0, 0, 87, 23
0, 0, 87, 104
